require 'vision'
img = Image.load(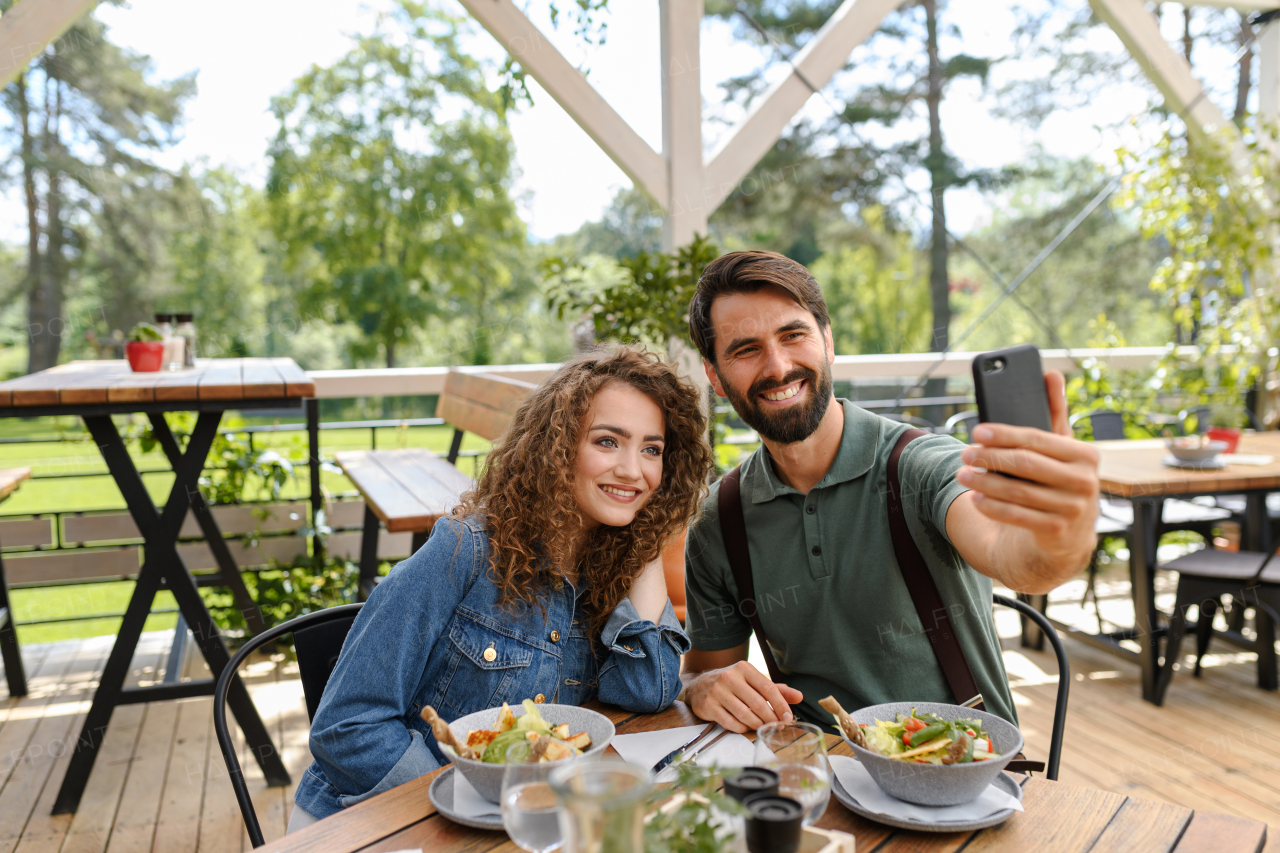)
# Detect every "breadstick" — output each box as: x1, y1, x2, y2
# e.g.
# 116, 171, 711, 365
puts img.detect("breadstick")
420, 705, 476, 759
819, 695, 867, 749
